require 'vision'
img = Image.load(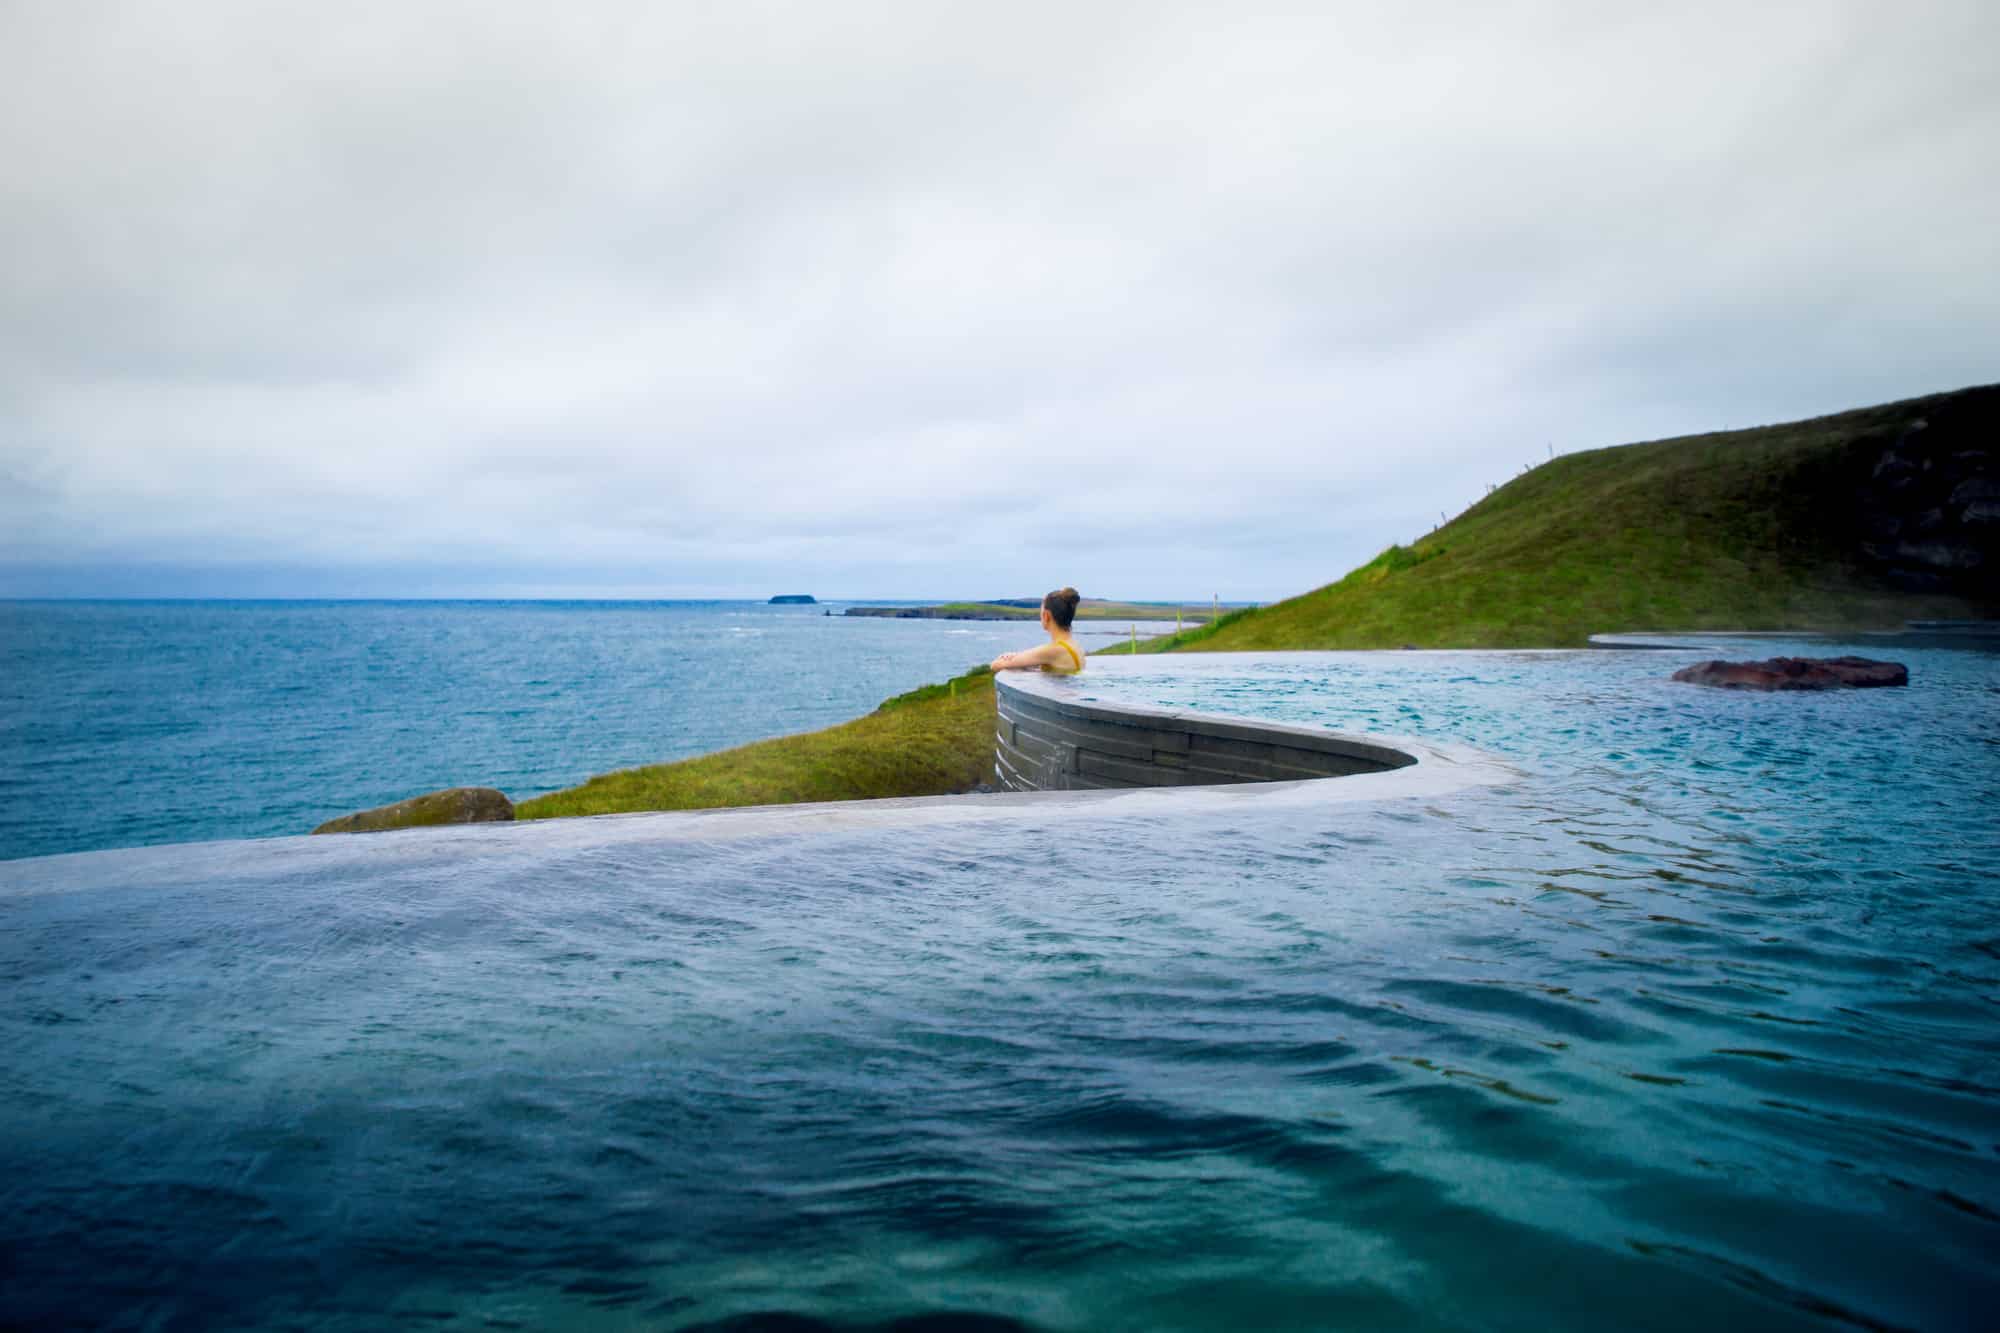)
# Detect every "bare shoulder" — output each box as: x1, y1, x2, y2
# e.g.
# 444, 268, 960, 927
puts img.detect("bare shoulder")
998, 642, 1062, 670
